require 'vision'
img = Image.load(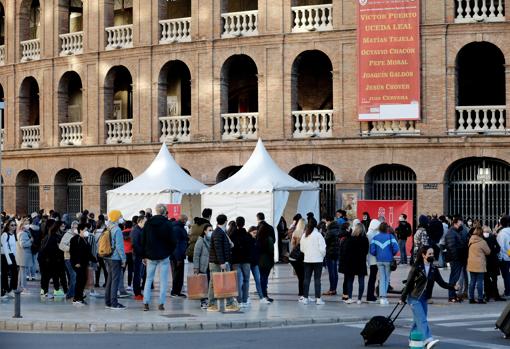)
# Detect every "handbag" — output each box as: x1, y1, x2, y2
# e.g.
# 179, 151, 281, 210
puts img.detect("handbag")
187, 274, 209, 300
212, 271, 238, 298
289, 244, 304, 262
